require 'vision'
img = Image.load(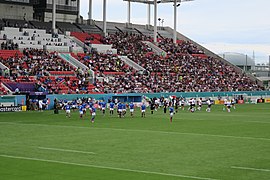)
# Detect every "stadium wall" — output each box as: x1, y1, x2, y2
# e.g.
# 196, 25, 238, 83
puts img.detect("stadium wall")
1, 91, 269, 110
0, 3, 33, 20
30, 90, 270, 109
